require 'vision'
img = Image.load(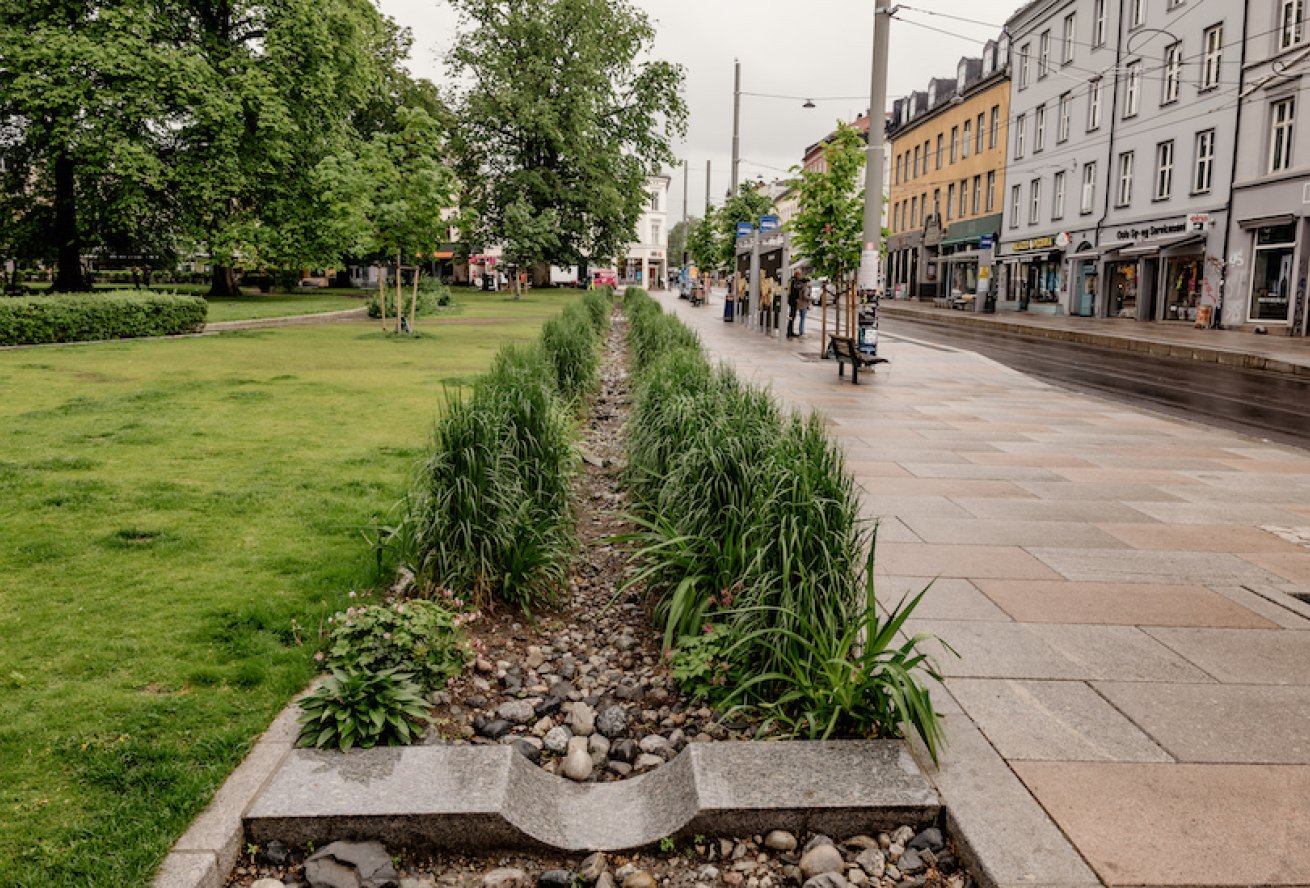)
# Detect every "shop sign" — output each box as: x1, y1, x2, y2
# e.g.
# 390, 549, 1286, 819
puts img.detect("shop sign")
1114, 220, 1188, 241
1056, 232, 1071, 247
979, 235, 993, 249
1014, 236, 1056, 251
1188, 213, 1210, 231
759, 214, 781, 232
736, 222, 755, 238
